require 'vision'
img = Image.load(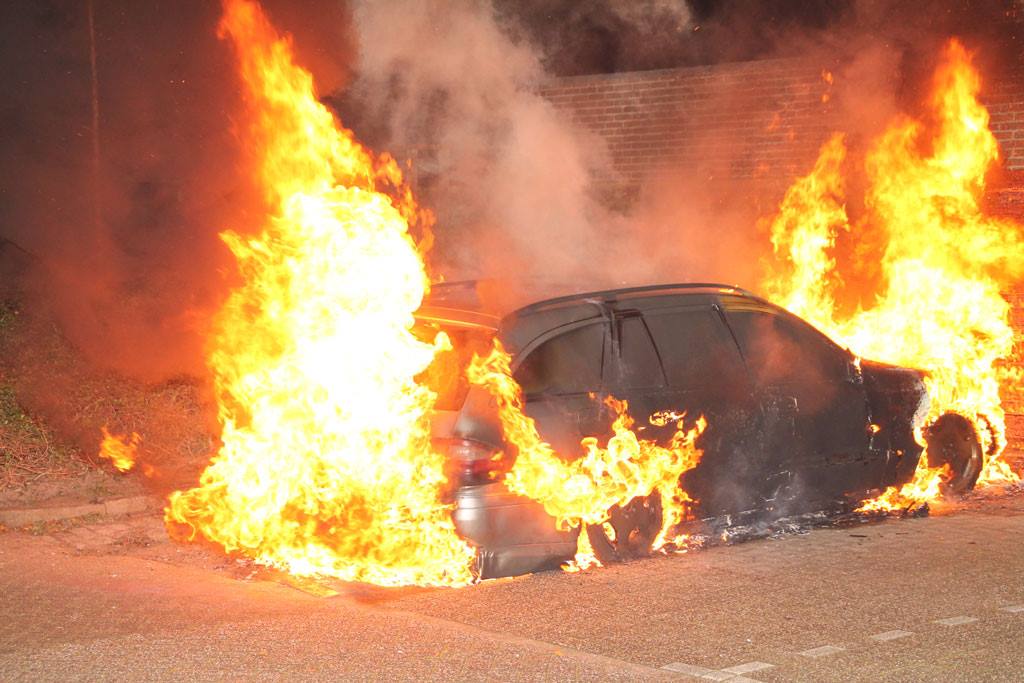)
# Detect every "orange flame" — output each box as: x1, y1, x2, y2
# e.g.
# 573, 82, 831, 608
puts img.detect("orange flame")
857, 448, 951, 514
98, 427, 140, 473
164, 0, 474, 587
468, 342, 705, 569
764, 39, 1024, 512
